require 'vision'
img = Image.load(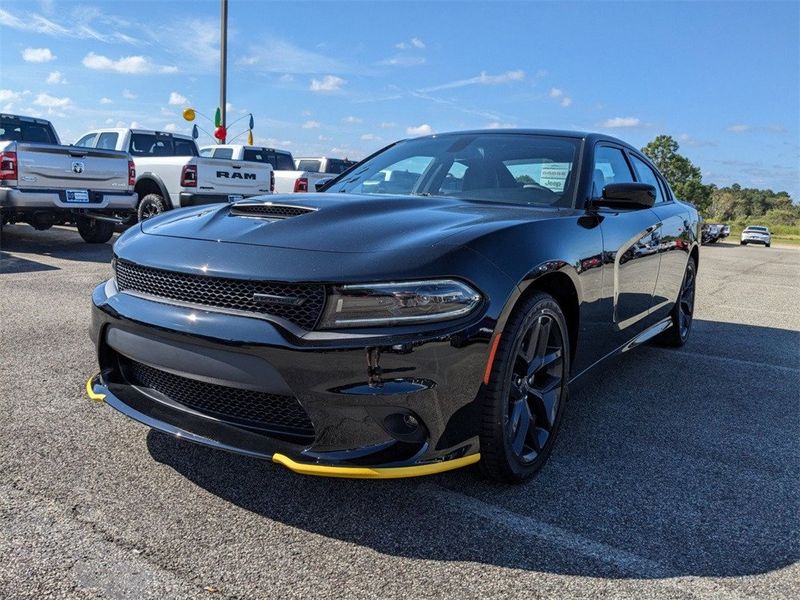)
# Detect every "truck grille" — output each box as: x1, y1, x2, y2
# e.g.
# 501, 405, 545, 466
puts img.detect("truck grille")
115, 259, 325, 330
122, 357, 315, 442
